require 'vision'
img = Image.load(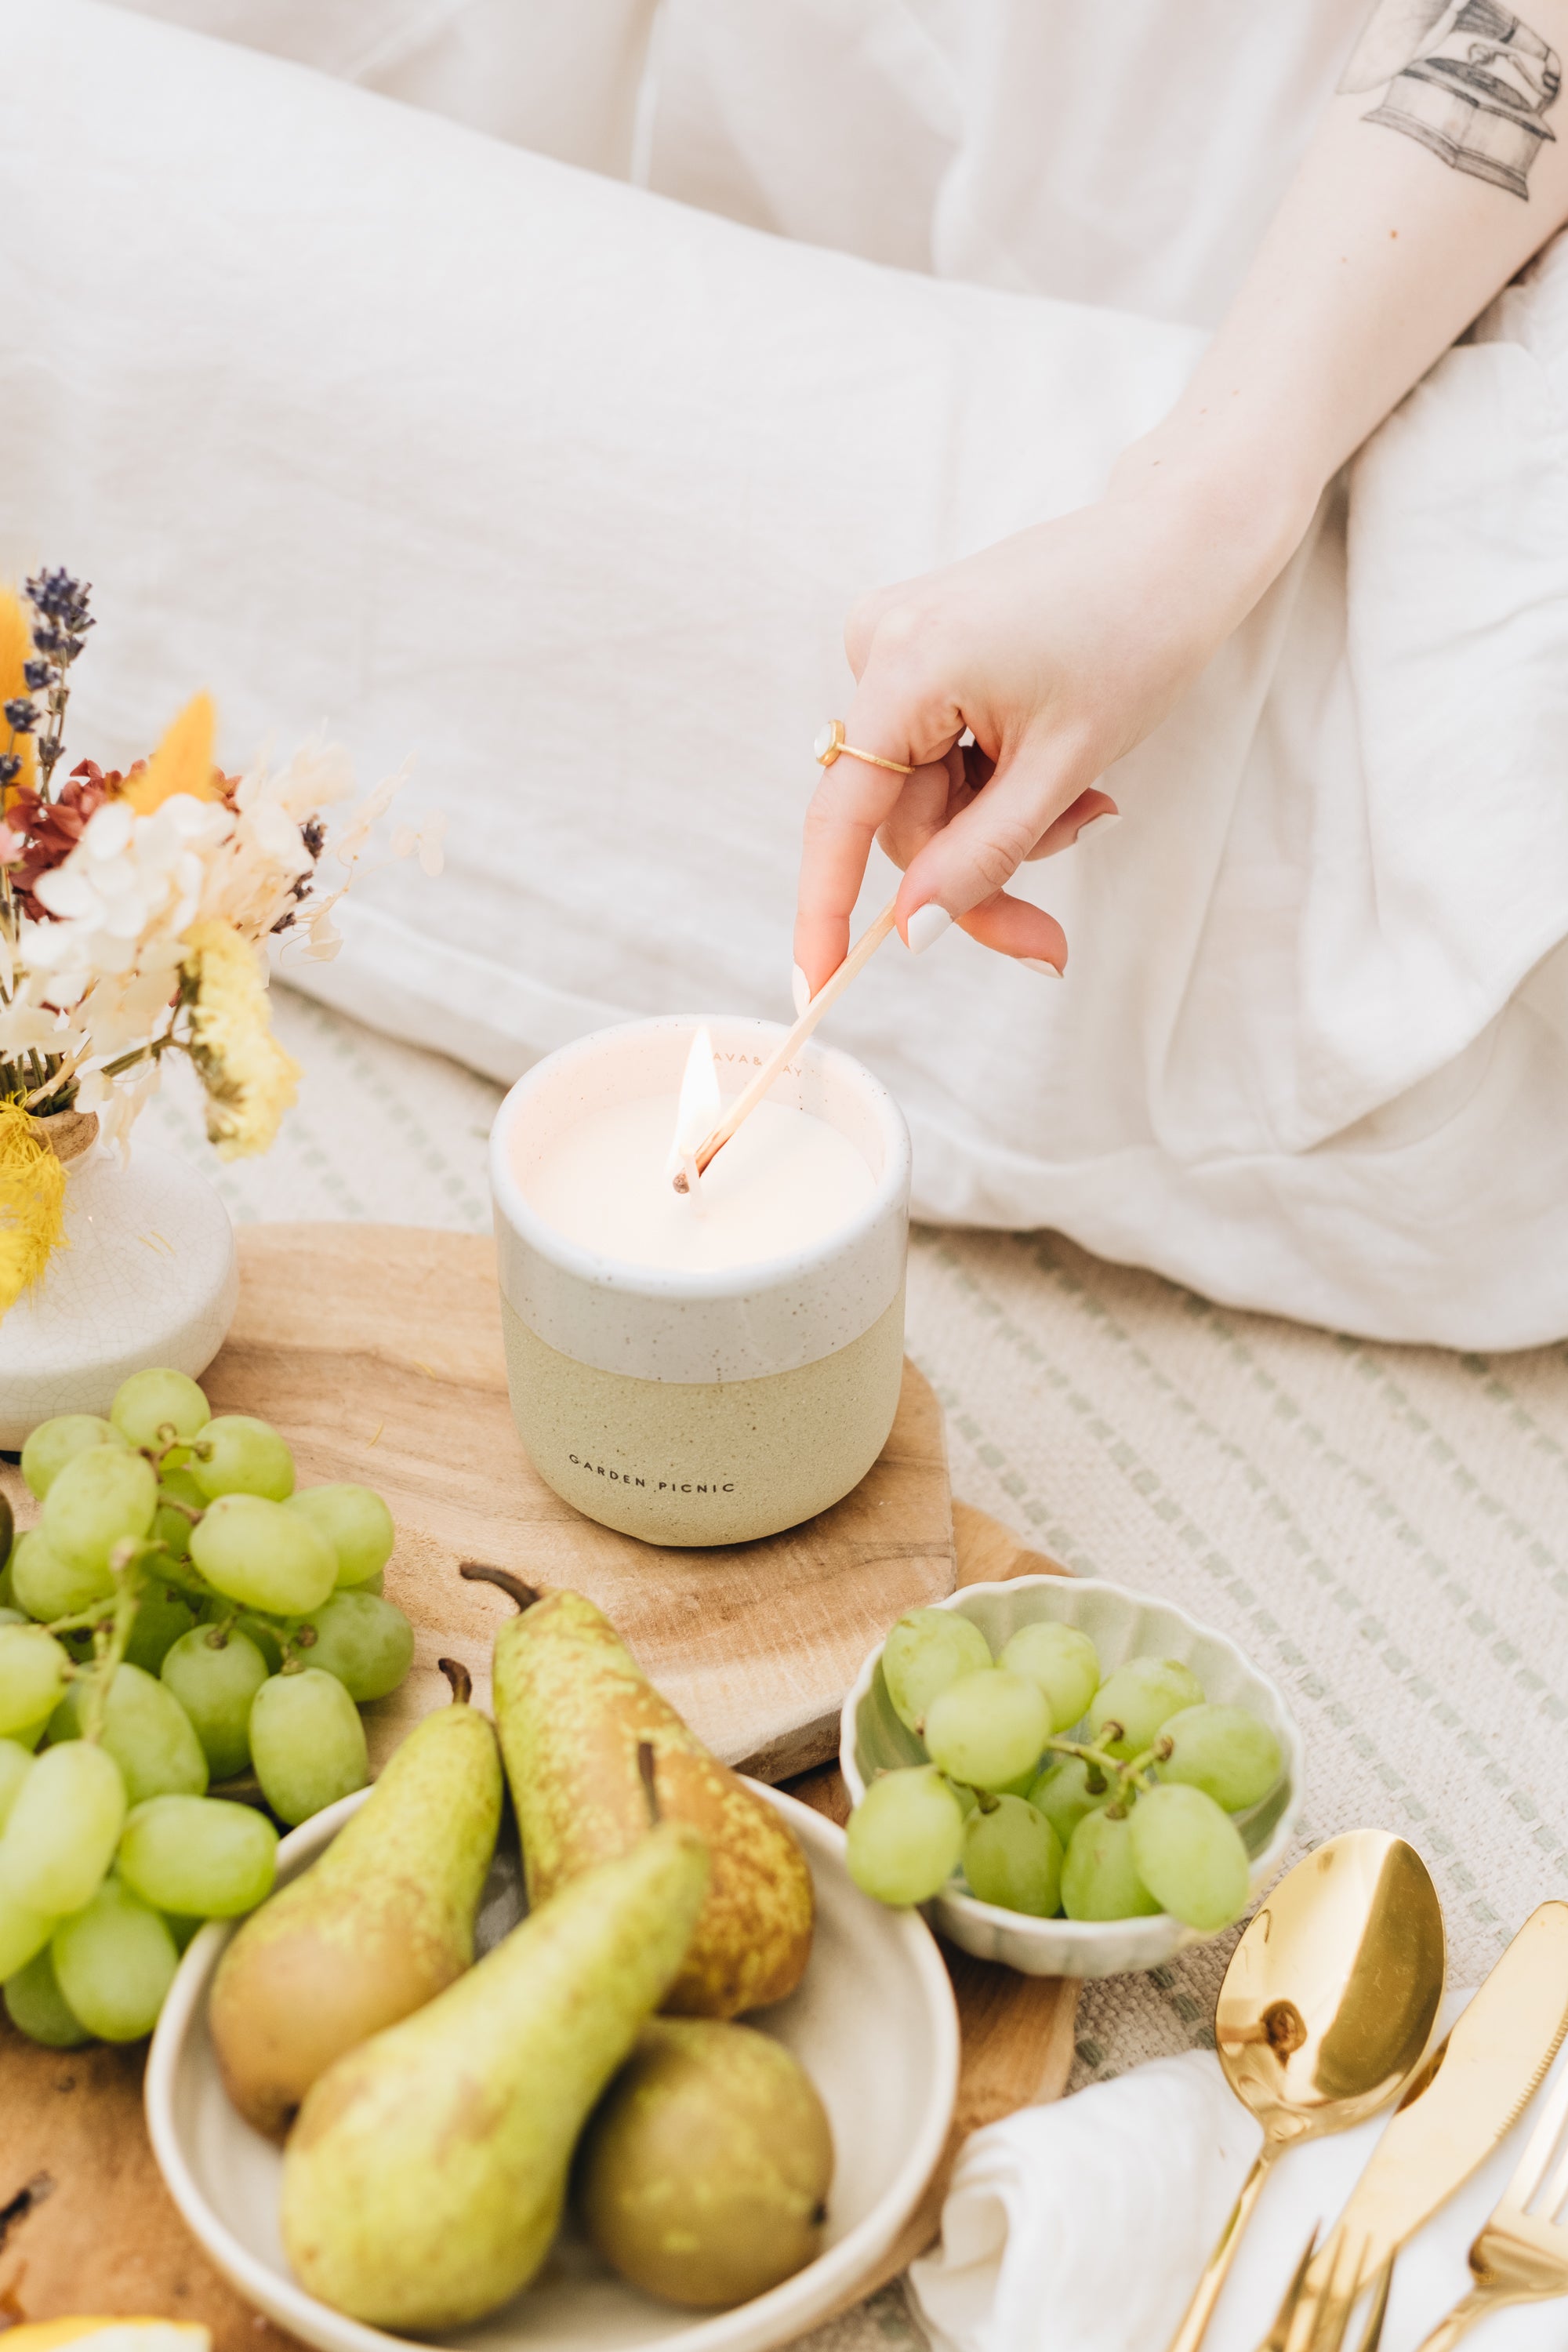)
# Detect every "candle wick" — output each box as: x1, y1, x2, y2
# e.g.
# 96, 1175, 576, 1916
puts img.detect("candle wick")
675, 1150, 705, 1210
